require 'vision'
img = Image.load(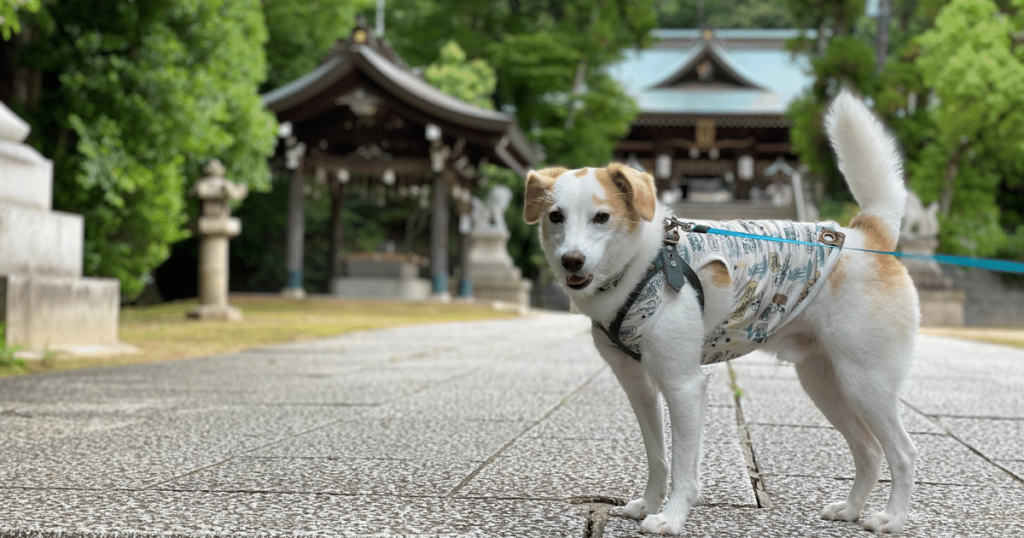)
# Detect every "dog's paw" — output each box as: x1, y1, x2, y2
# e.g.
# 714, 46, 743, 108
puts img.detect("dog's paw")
621, 496, 661, 520
639, 513, 686, 535
862, 511, 906, 534
821, 501, 861, 522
